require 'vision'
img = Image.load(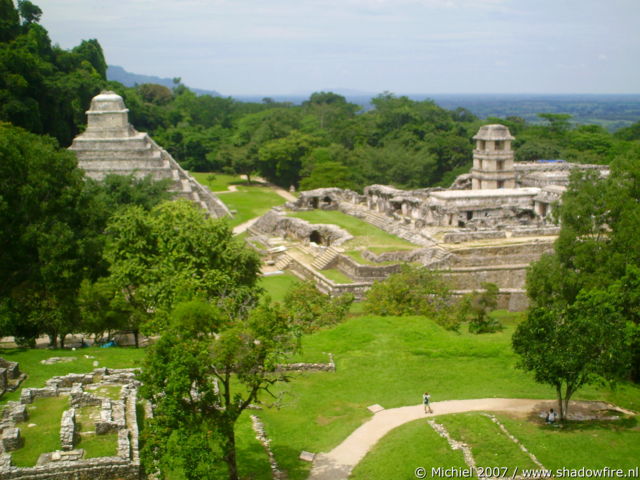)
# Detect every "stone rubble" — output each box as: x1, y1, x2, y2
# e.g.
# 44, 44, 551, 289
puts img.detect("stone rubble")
480, 413, 547, 470
250, 415, 286, 479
